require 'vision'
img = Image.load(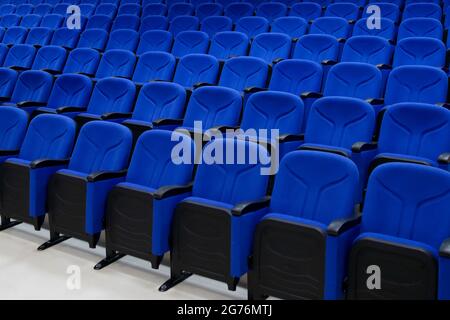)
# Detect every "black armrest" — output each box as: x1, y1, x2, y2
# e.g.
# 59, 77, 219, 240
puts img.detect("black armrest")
56, 105, 87, 113
437, 102, 450, 109
77, 72, 94, 77
351, 141, 378, 153
41, 68, 61, 75
348, 19, 356, 24
0, 96, 10, 102
440, 238, 450, 258
30, 158, 70, 169
327, 215, 361, 236
86, 169, 127, 182
278, 133, 304, 143
376, 63, 392, 70
100, 112, 132, 120
244, 86, 267, 94
193, 82, 213, 89
272, 58, 284, 64
301, 91, 323, 99
321, 60, 337, 66
16, 101, 47, 107
0, 149, 19, 156
438, 152, 450, 164
152, 118, 183, 126
9, 65, 29, 71
232, 196, 271, 216
153, 182, 193, 200
208, 125, 239, 134
366, 98, 384, 105
337, 38, 346, 43
298, 144, 350, 158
